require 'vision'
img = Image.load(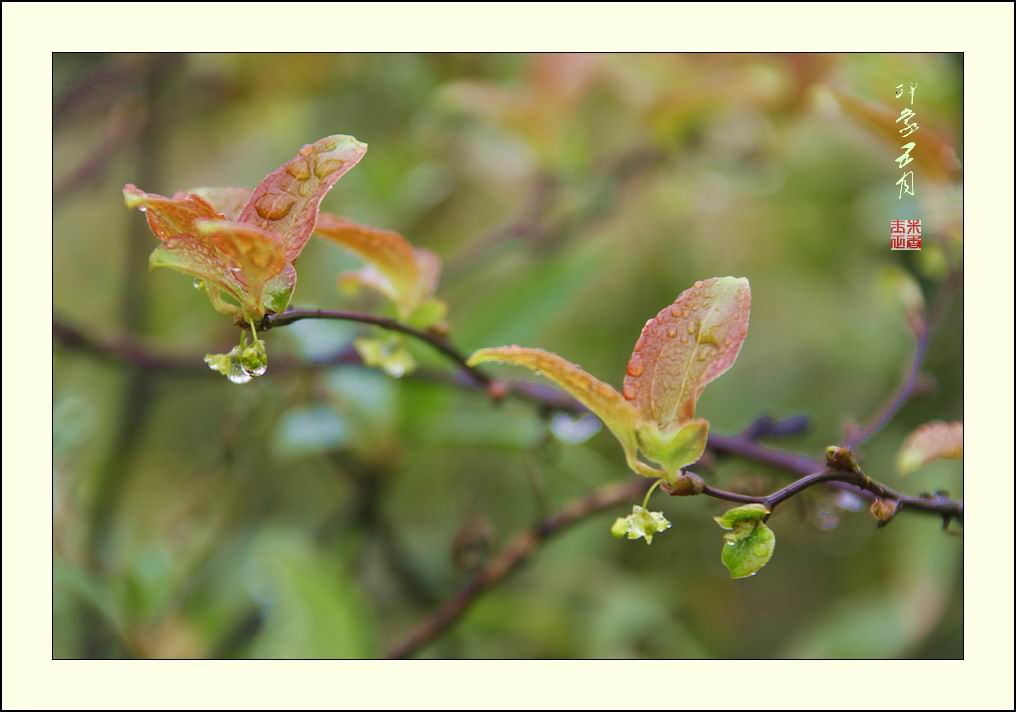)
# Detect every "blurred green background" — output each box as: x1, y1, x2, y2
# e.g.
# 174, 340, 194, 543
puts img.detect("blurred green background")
53, 53, 962, 659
